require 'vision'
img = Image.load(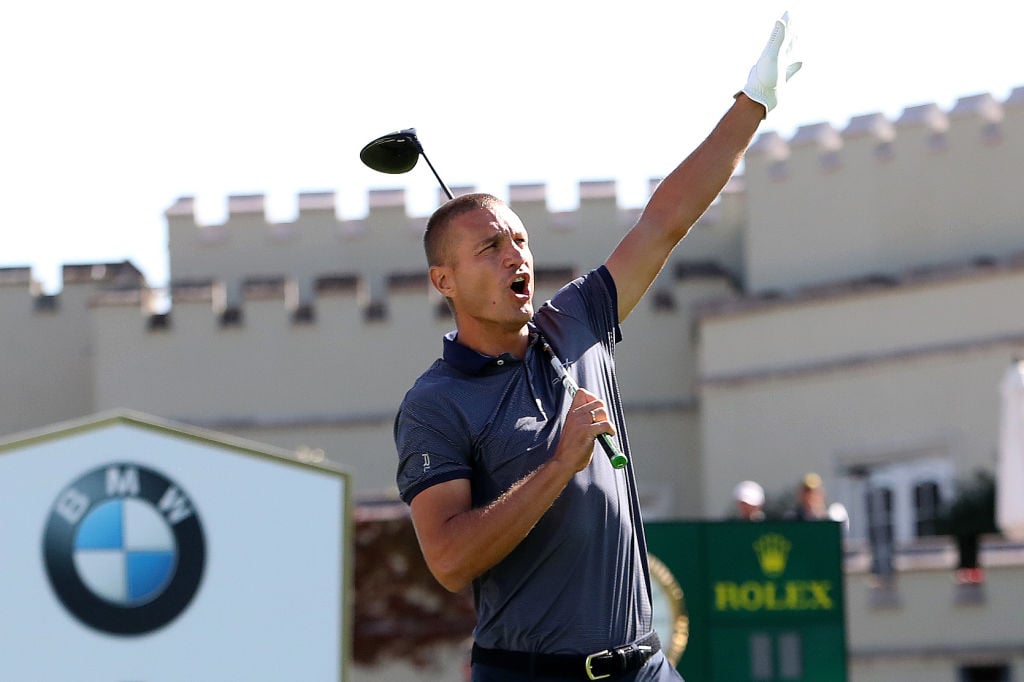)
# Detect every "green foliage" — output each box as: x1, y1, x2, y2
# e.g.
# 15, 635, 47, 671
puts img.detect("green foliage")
936, 469, 998, 539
